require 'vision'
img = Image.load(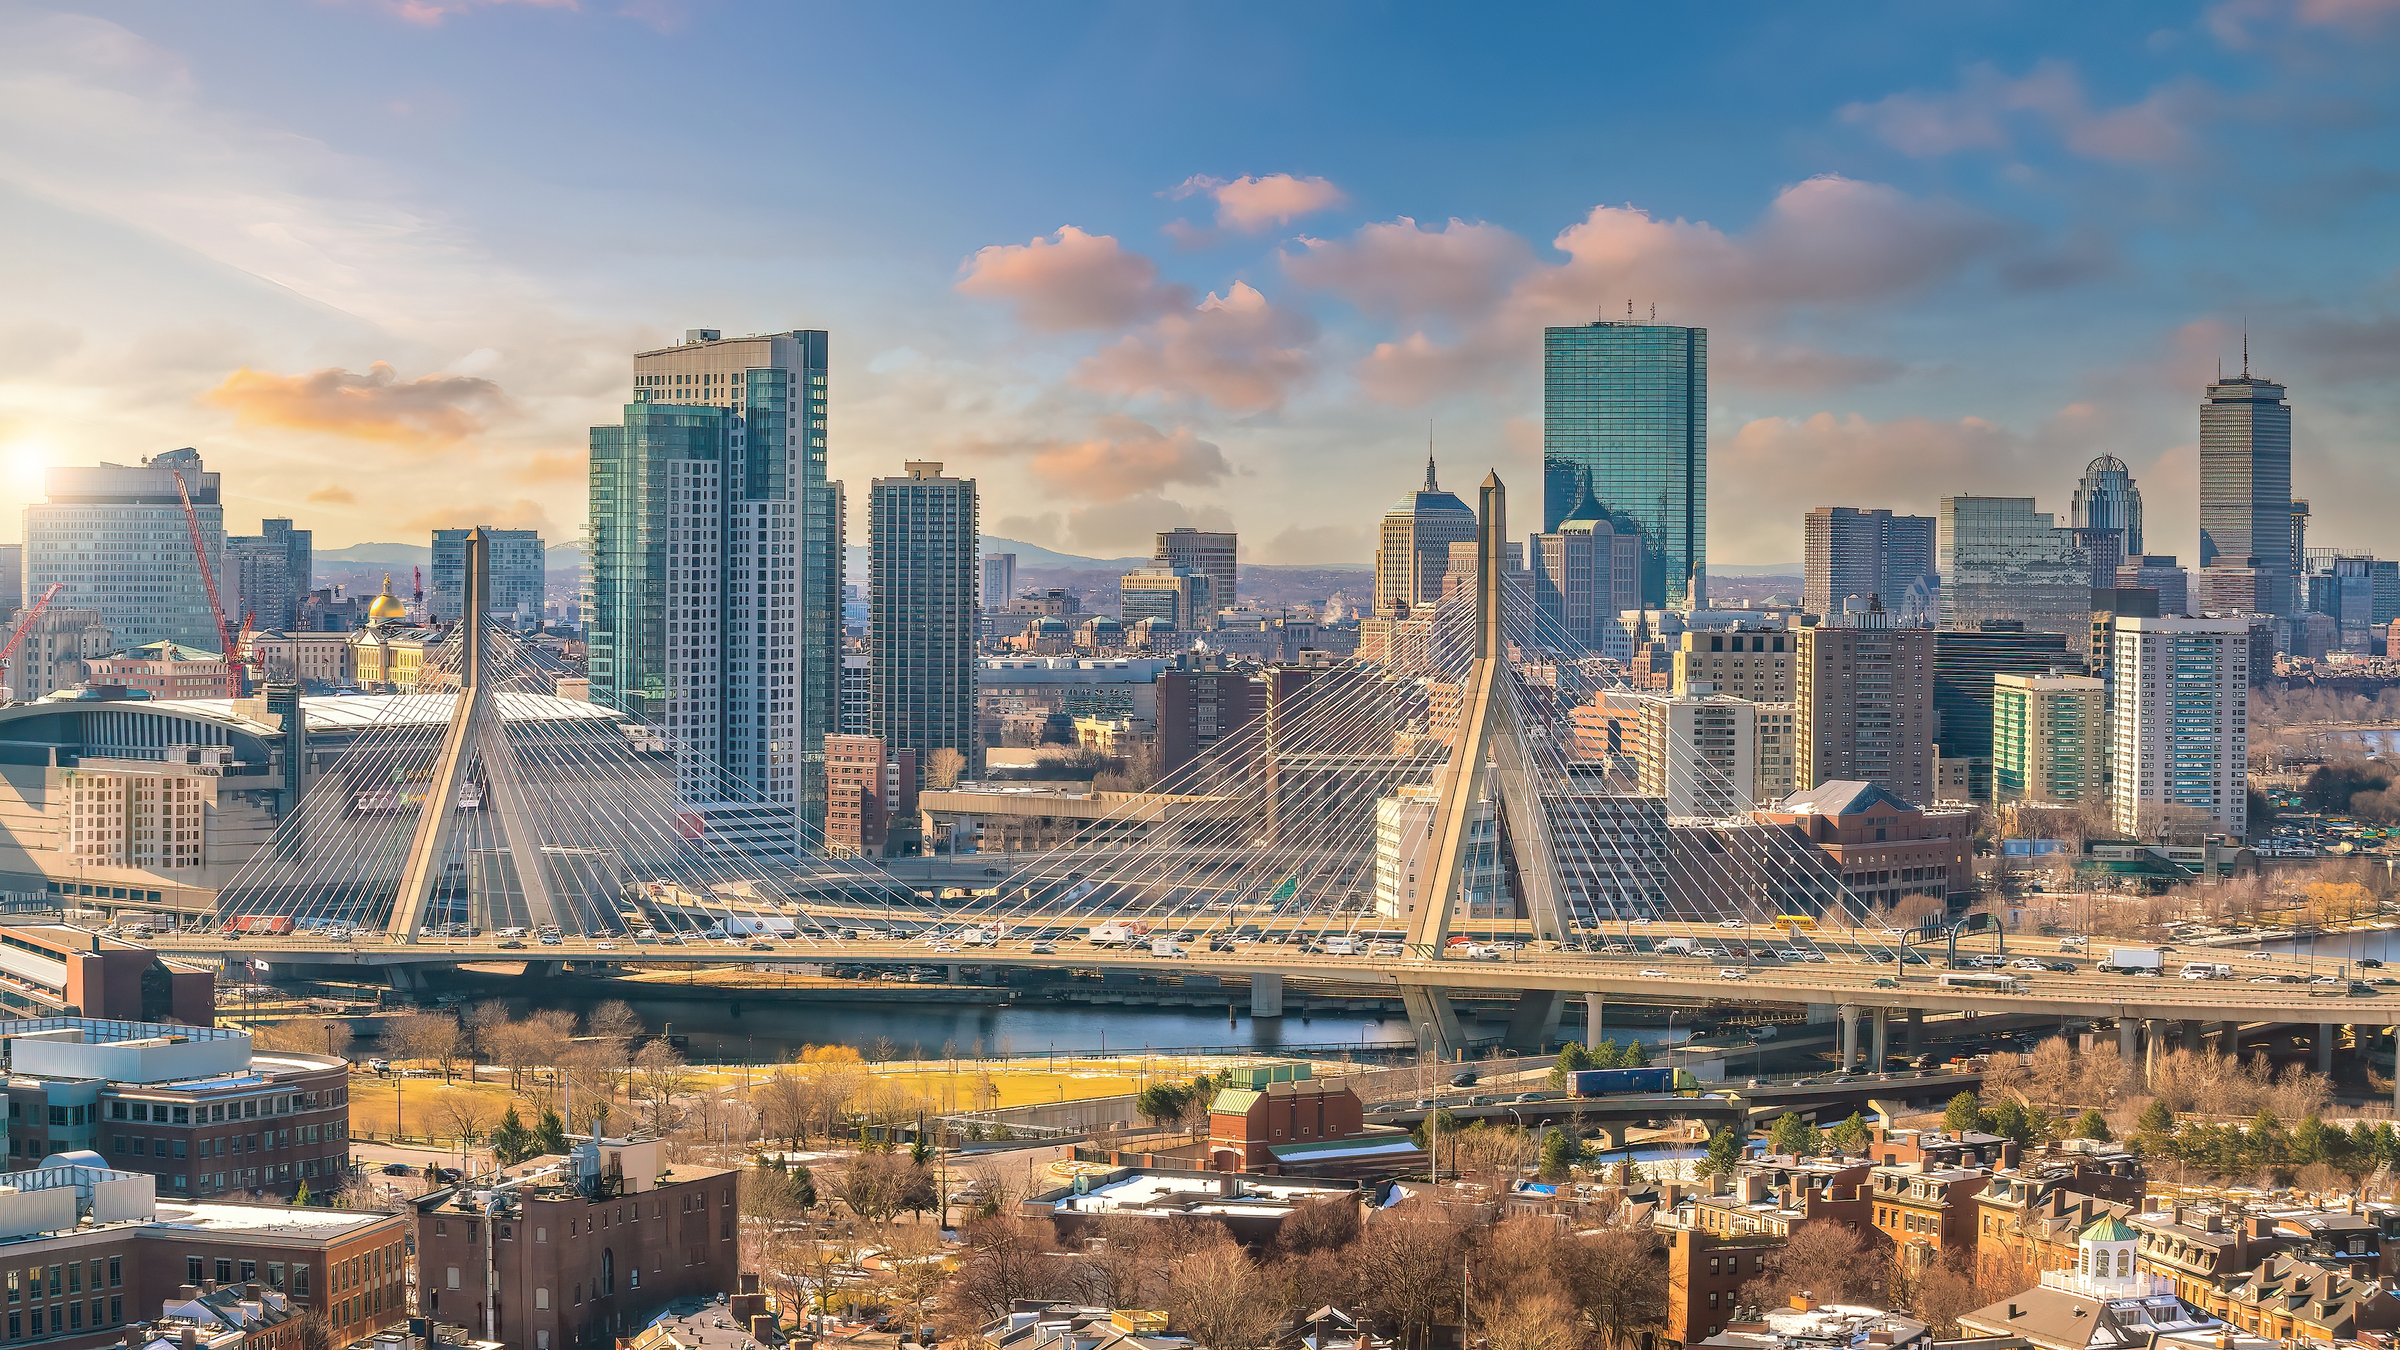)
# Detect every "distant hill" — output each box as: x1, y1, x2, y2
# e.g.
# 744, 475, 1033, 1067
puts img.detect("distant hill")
316, 542, 585, 571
